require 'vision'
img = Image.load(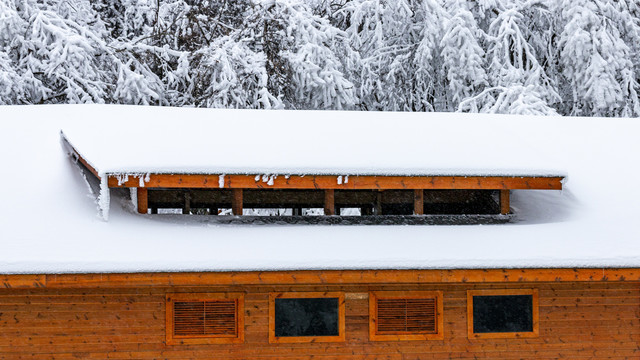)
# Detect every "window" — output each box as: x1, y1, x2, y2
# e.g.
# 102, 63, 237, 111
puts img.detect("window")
166, 293, 244, 345
369, 291, 443, 341
467, 289, 539, 339
269, 292, 345, 343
